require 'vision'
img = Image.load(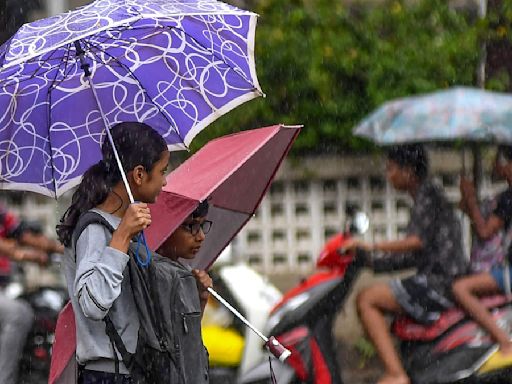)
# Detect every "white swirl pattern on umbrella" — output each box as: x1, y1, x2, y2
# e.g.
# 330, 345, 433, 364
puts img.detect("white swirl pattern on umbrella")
0, 0, 262, 197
